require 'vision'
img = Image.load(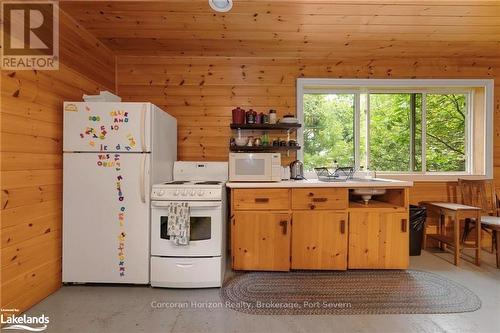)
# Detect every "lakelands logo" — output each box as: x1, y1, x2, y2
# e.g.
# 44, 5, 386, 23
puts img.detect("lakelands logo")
1, 1, 59, 70
1, 313, 49, 332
